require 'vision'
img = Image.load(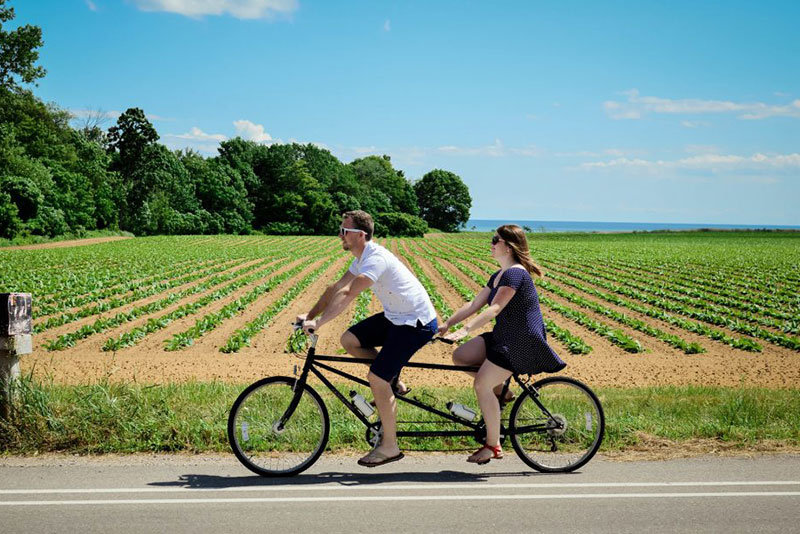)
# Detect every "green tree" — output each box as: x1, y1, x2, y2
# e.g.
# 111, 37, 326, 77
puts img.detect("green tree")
349, 155, 419, 215
106, 107, 159, 176
374, 212, 428, 237
0, 174, 42, 220
182, 150, 253, 234
0, 0, 46, 90
0, 190, 20, 238
413, 169, 472, 232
